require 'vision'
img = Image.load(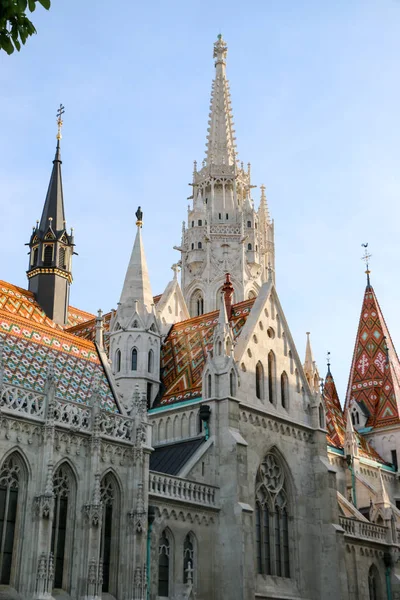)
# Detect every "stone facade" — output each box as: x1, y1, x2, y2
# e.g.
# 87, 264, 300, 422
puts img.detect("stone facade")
1, 33, 400, 600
